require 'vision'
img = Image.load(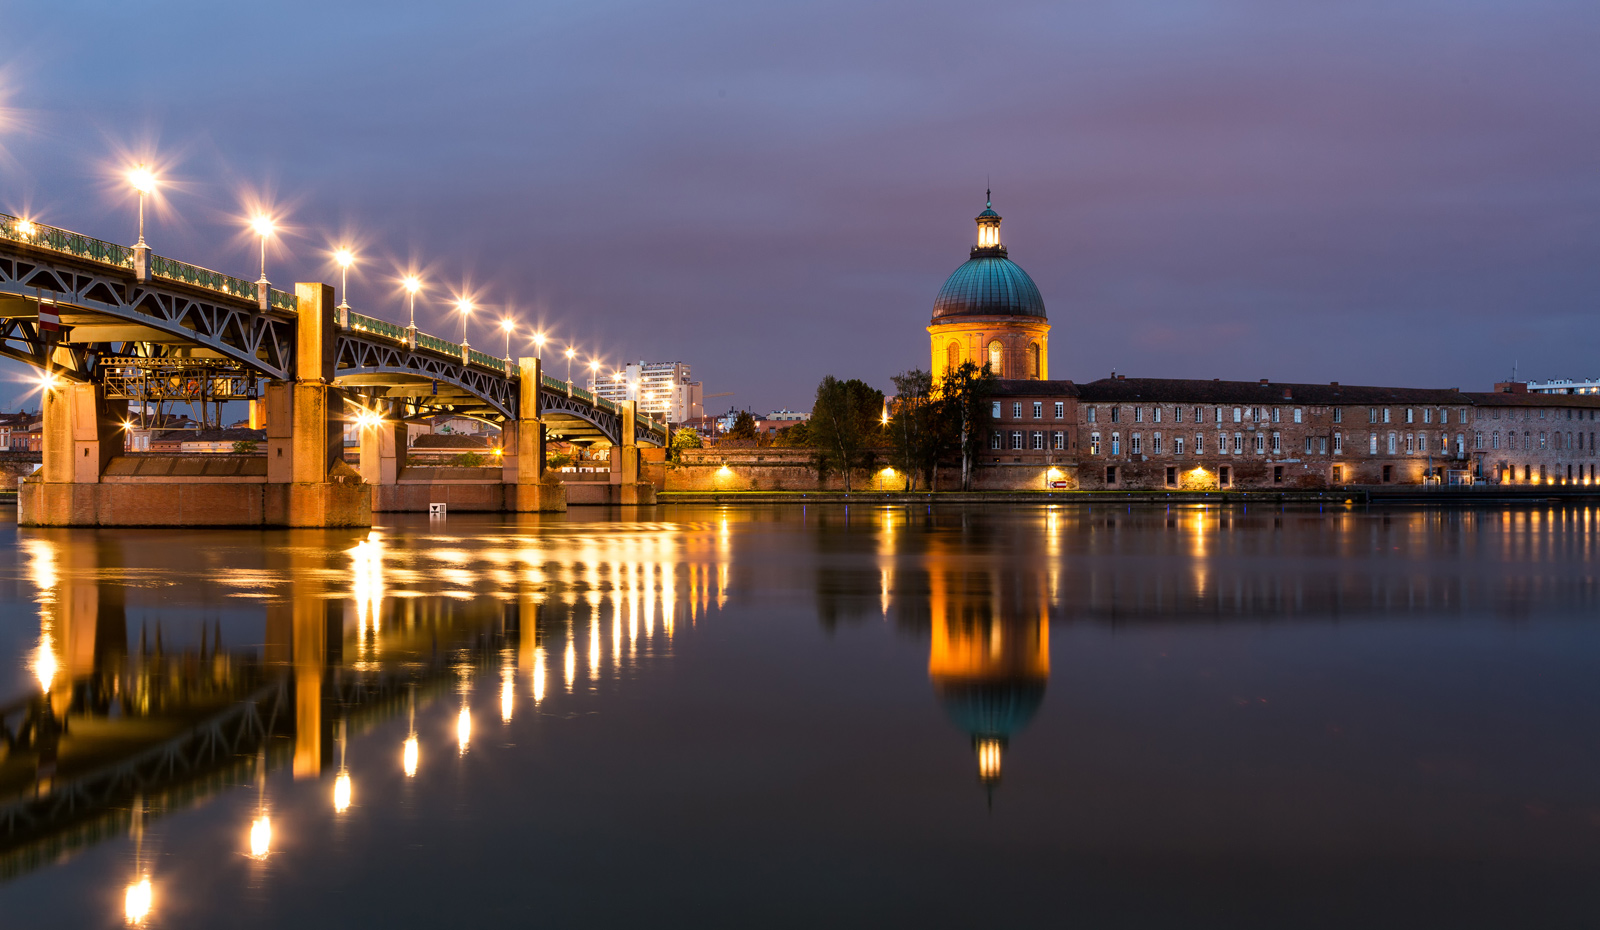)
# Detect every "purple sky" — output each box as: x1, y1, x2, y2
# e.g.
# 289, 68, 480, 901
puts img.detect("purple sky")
3, 1, 1598, 413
